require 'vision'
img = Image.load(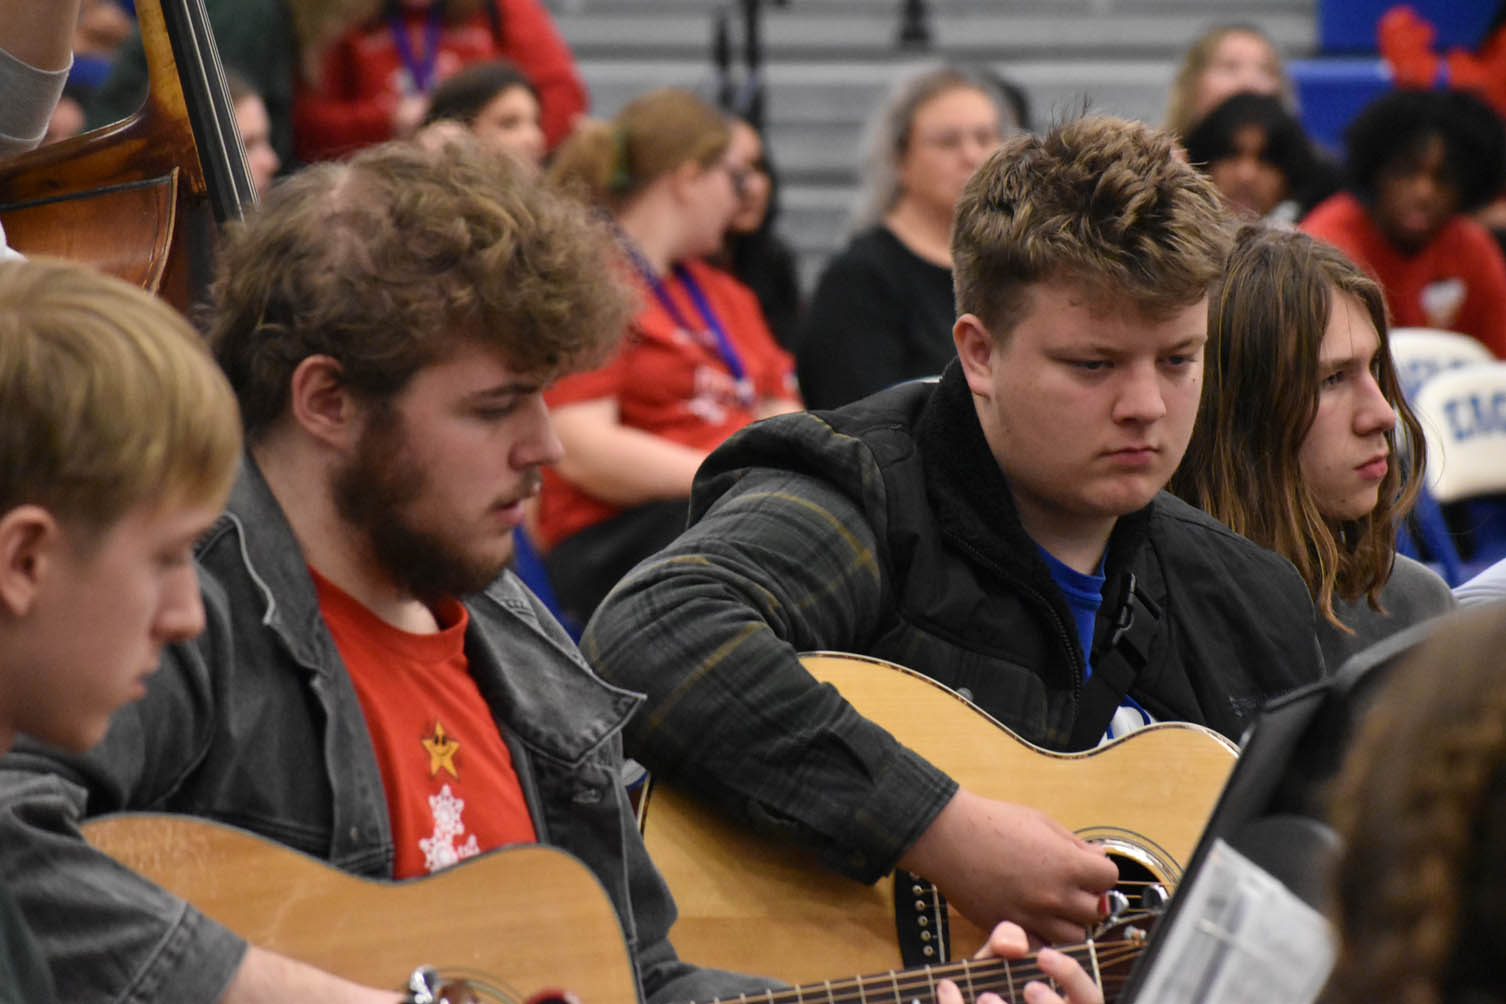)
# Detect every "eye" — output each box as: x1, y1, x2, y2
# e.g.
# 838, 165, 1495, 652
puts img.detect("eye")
475, 402, 519, 422
156, 548, 193, 569
1069, 359, 1110, 371
1162, 353, 1198, 368
1321, 369, 1346, 389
